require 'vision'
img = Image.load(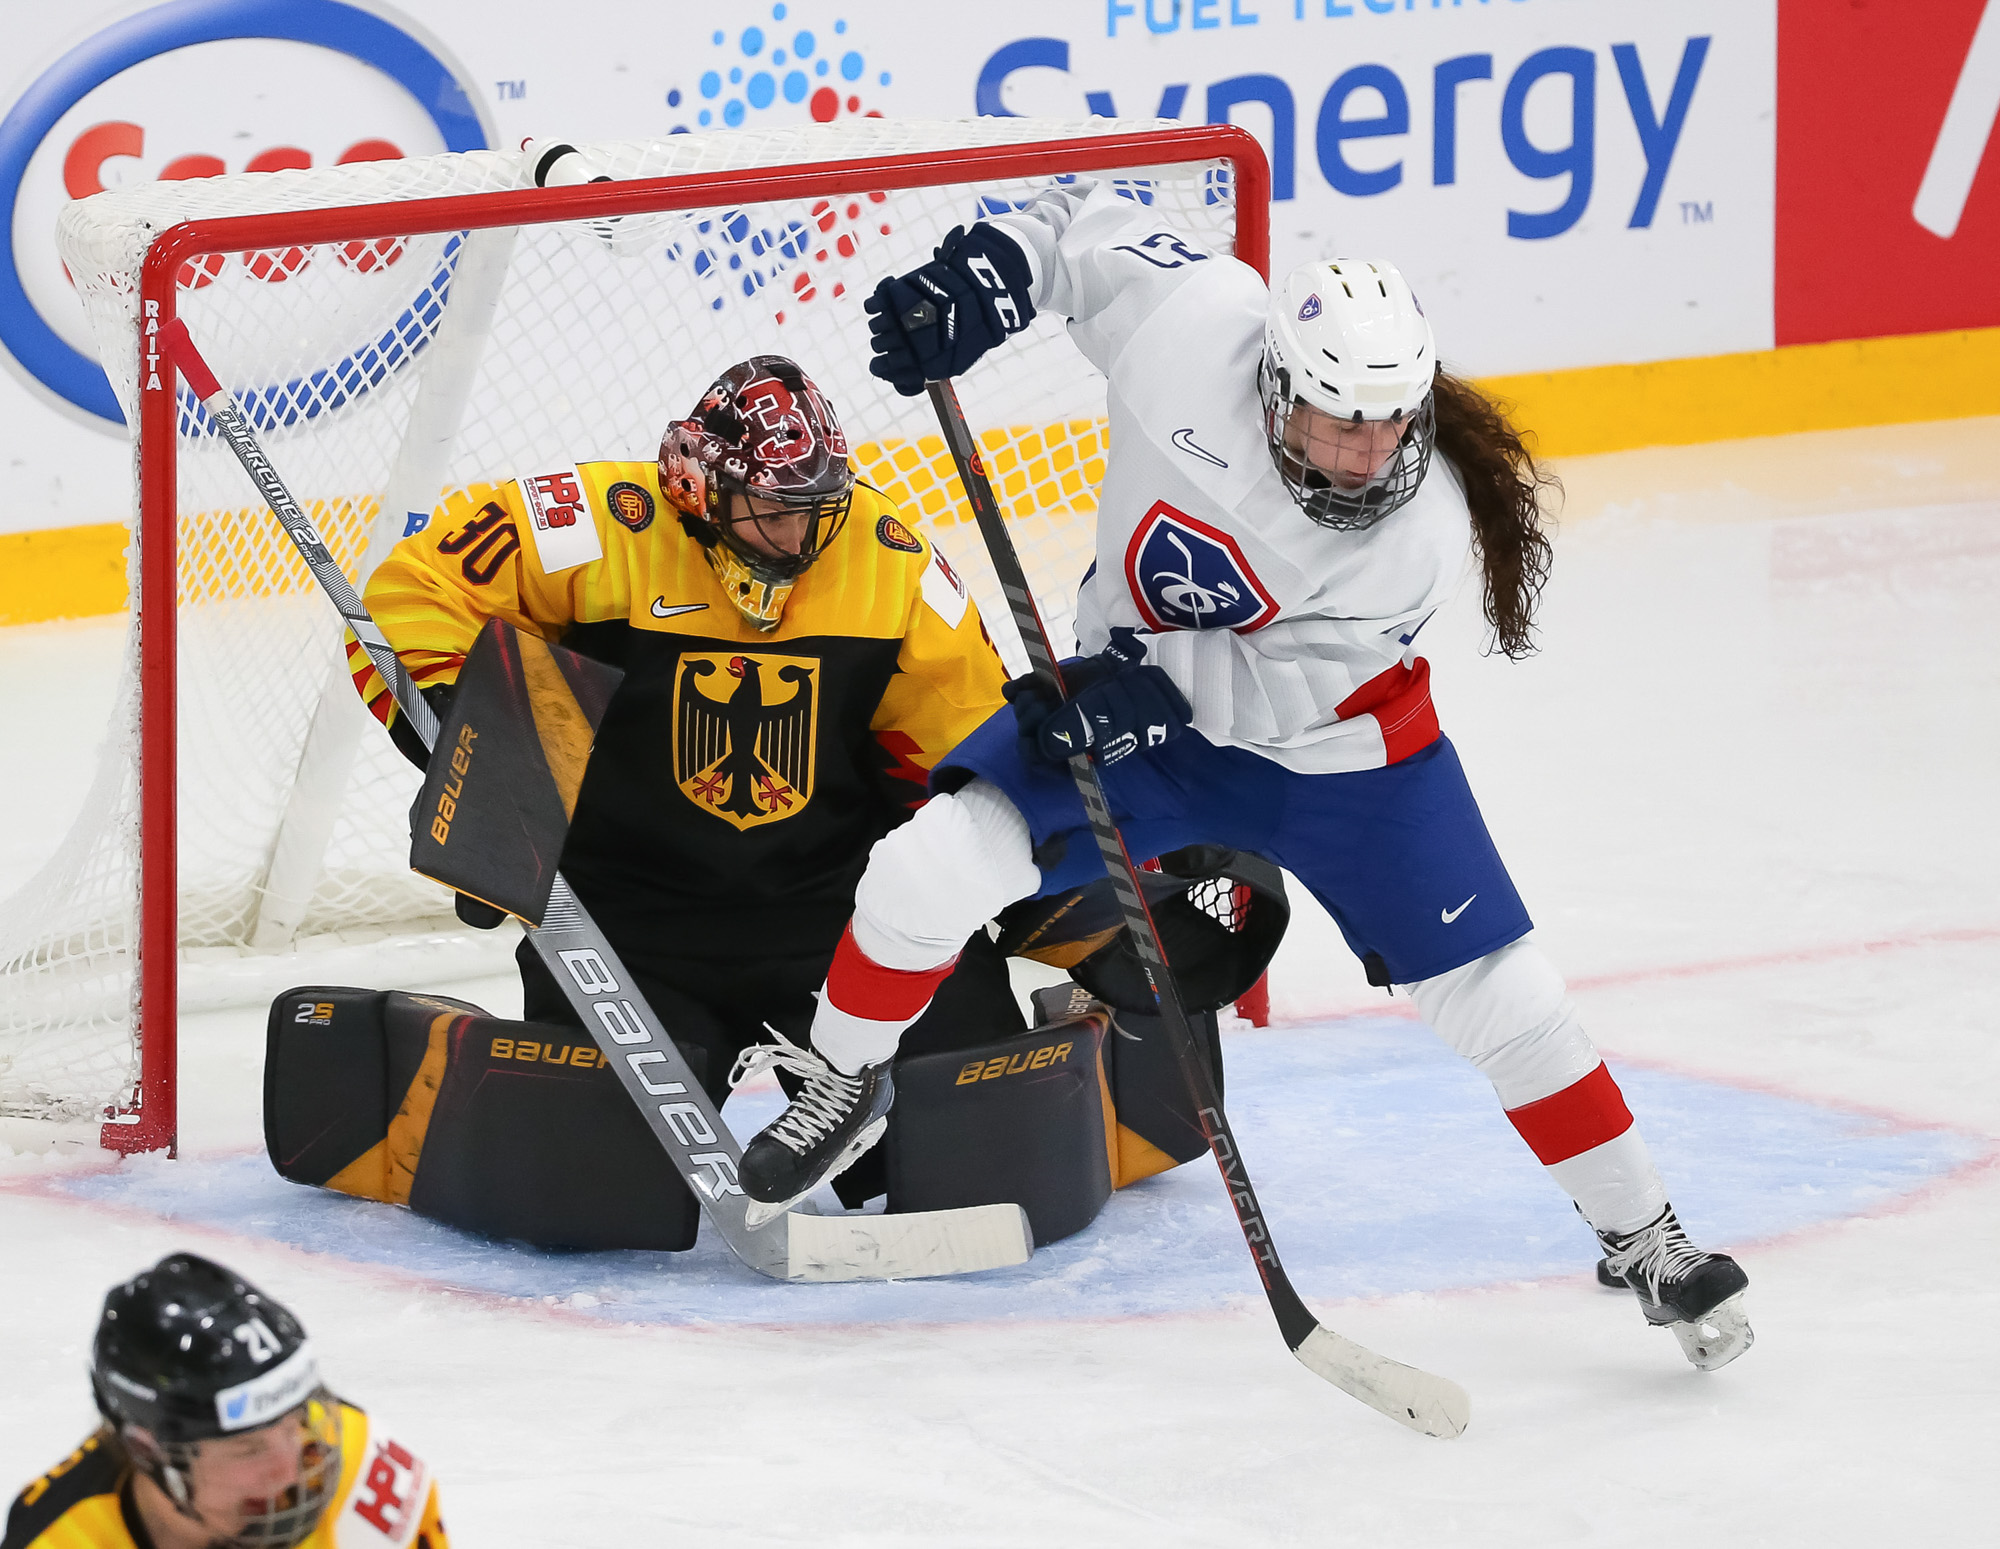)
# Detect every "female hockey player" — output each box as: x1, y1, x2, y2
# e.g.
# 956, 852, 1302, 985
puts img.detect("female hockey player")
734, 185, 1753, 1370
3, 1253, 445, 1549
